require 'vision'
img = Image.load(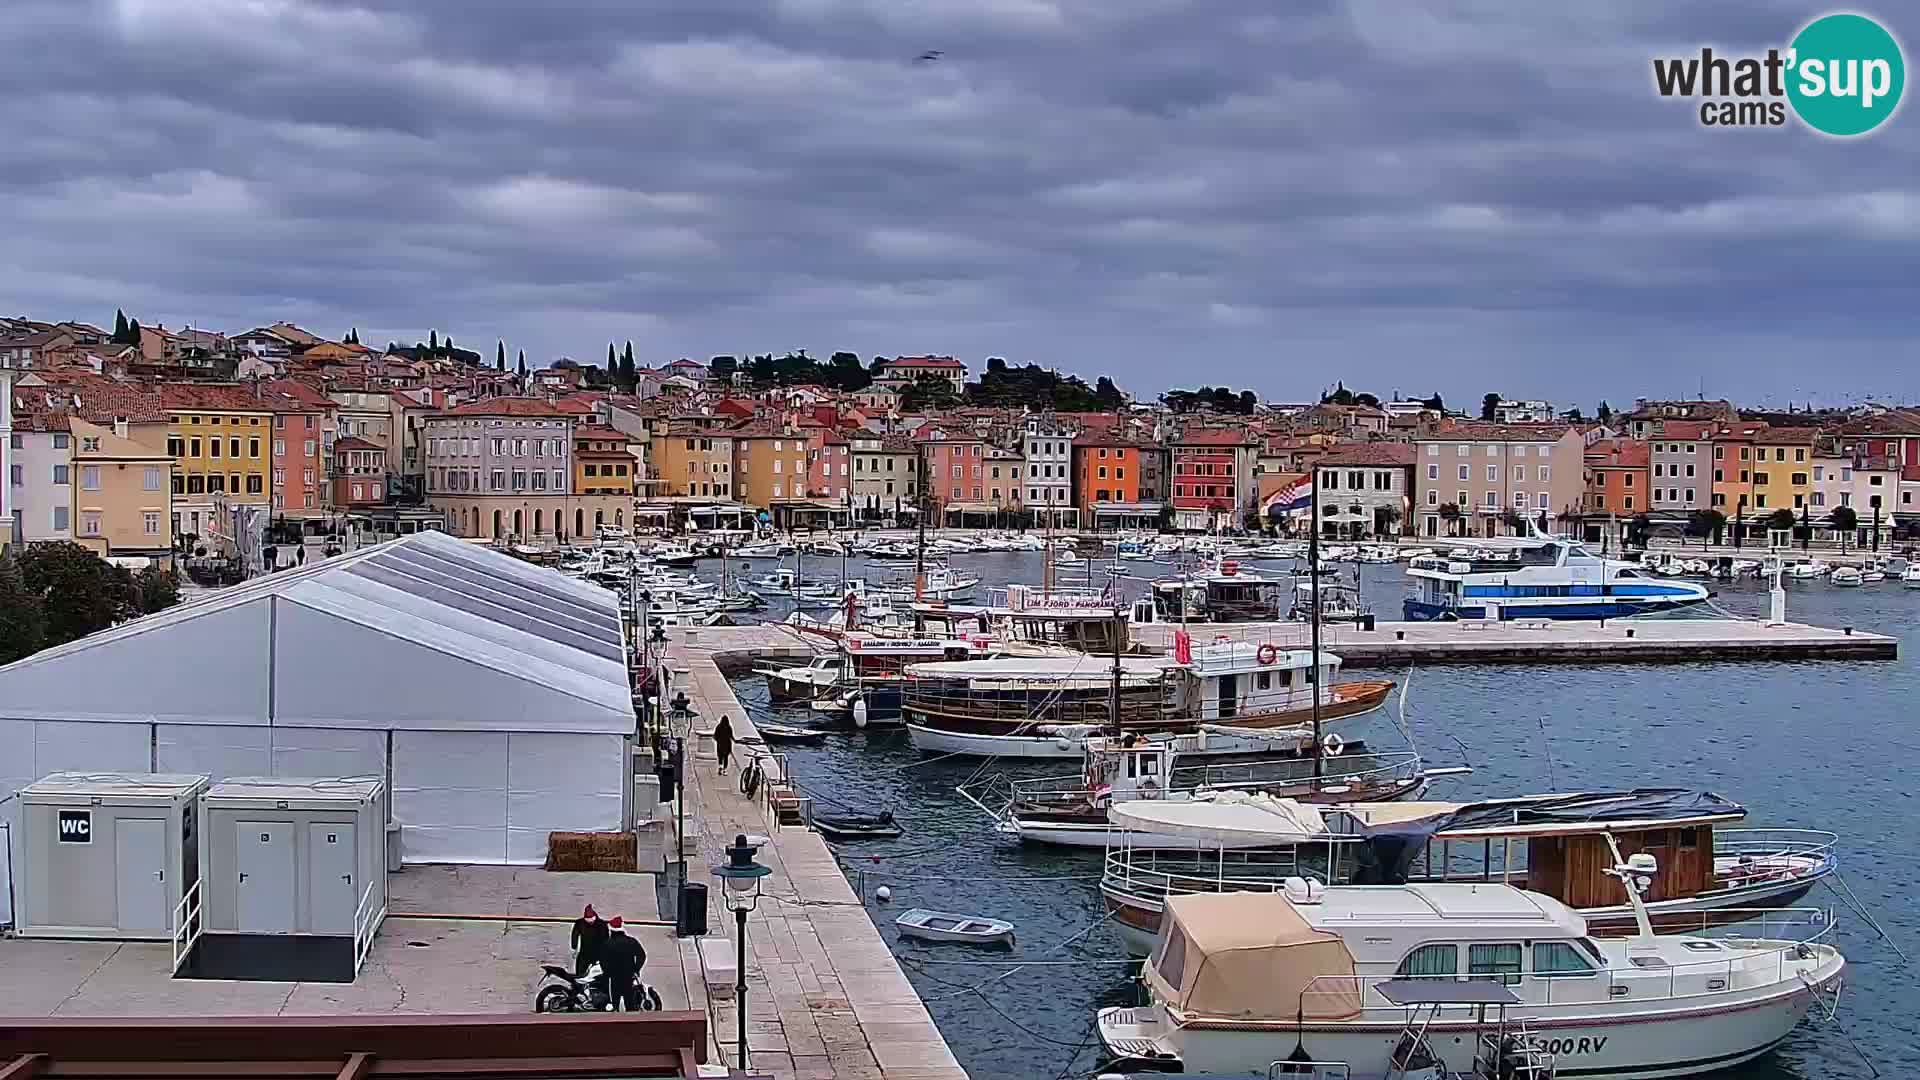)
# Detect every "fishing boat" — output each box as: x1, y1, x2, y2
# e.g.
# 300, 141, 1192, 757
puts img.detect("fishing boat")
1098, 788, 1837, 956
755, 722, 828, 744
1096, 870, 1845, 1079
901, 640, 1394, 758
1903, 563, 1920, 588
804, 633, 1000, 728
1150, 559, 1288, 622
756, 654, 843, 703
649, 543, 700, 568
894, 908, 1014, 946
1288, 578, 1371, 625
1404, 528, 1709, 621
811, 809, 903, 839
